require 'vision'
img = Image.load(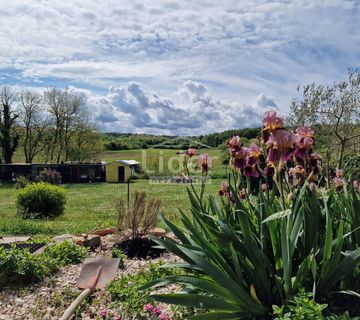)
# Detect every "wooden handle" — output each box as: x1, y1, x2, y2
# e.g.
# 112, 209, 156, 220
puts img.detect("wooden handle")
59, 288, 91, 320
